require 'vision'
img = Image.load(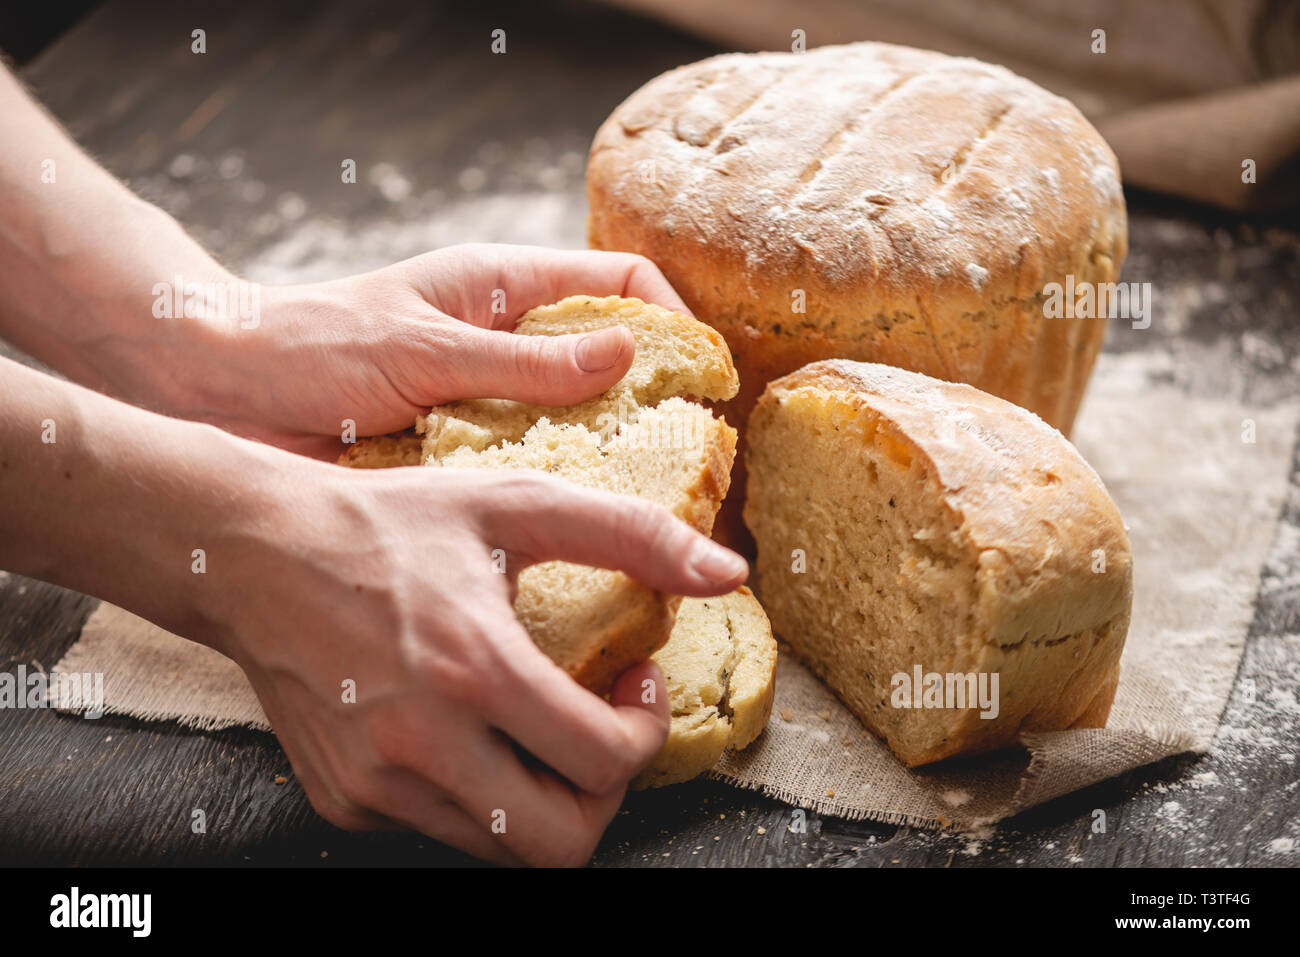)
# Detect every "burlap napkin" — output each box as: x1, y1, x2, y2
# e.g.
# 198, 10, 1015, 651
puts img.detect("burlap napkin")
50, 351, 1299, 827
